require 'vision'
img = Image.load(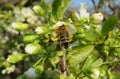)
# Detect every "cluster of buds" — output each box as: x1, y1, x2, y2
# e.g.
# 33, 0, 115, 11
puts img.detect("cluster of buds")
2, 65, 15, 74
74, 3, 104, 24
